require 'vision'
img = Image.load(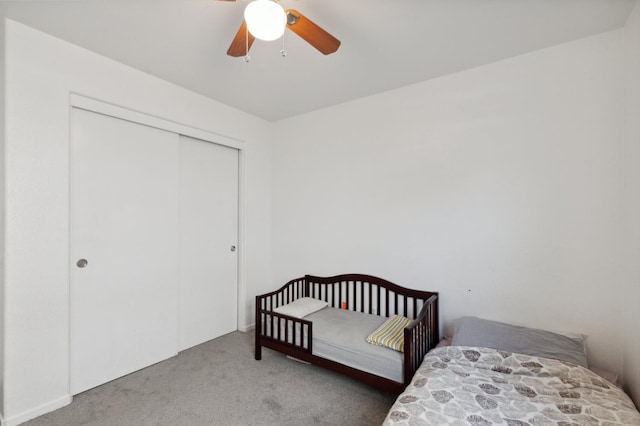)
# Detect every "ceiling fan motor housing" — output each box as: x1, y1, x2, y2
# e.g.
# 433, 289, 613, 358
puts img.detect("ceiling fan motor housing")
287, 12, 300, 26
